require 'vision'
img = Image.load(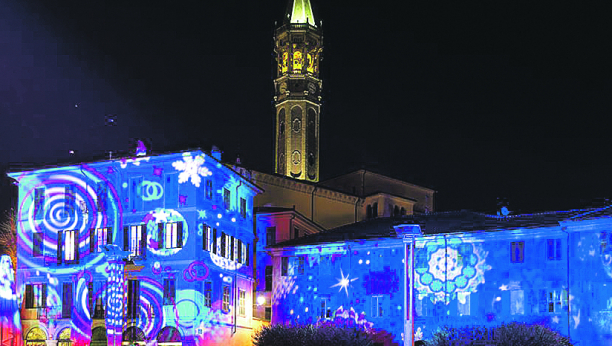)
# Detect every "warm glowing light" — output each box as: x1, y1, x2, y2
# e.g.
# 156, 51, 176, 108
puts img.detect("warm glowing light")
256, 296, 266, 305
